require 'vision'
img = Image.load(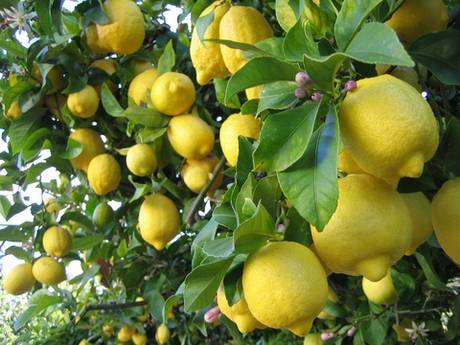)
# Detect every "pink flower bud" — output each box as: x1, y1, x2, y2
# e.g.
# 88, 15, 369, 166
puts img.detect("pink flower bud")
204, 306, 221, 324
311, 92, 322, 102
295, 72, 312, 87
344, 80, 357, 91
321, 332, 336, 341
277, 224, 286, 233
347, 326, 357, 337
294, 87, 307, 99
